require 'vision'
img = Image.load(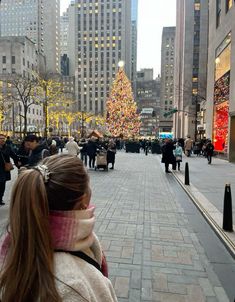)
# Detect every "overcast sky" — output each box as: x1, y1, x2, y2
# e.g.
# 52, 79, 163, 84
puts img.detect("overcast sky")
60, 0, 176, 78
